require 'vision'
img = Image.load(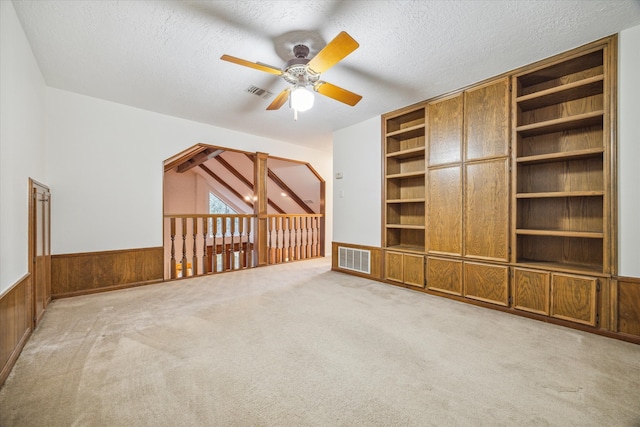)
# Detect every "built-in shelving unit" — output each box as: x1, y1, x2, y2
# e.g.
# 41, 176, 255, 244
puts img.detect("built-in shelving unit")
383, 106, 426, 253
513, 46, 610, 275
376, 36, 621, 335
